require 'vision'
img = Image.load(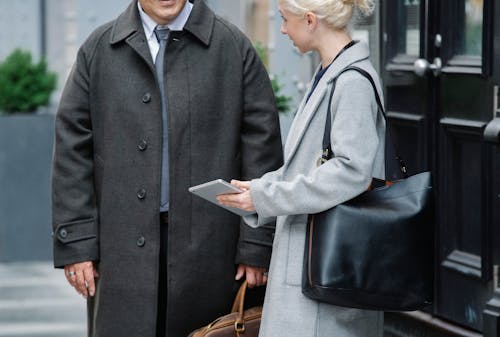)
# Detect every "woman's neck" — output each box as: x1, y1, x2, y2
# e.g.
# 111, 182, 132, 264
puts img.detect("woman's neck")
316, 29, 352, 68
